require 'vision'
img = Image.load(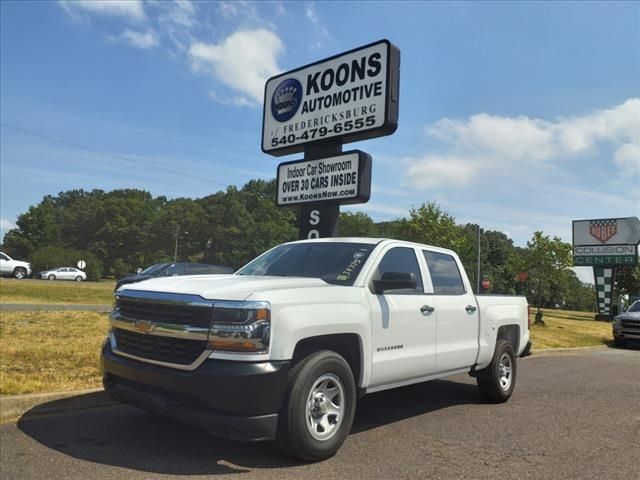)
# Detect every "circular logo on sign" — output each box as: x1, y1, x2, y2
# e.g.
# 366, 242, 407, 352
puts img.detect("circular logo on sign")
271, 78, 302, 122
